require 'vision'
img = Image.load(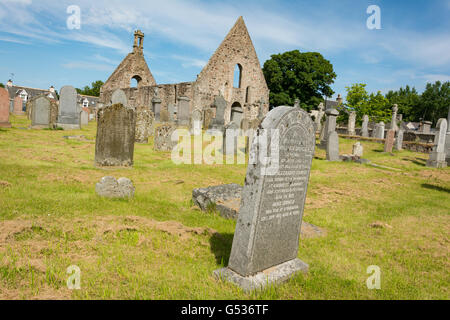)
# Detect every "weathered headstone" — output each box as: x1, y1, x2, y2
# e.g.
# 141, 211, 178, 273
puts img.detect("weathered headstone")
315, 103, 325, 133
160, 108, 169, 122
0, 88, 11, 127
446, 107, 450, 165
13, 96, 24, 115
362, 115, 369, 137
347, 111, 356, 136
154, 123, 177, 151
168, 103, 176, 122
190, 108, 203, 136
384, 129, 395, 153
319, 108, 339, 149
135, 105, 152, 143
152, 97, 162, 121
209, 94, 227, 131
31, 96, 51, 128
394, 129, 404, 151
95, 103, 135, 167
326, 131, 340, 161
214, 106, 315, 291
352, 142, 363, 158
80, 109, 89, 126
177, 96, 190, 126
421, 121, 432, 133
96, 176, 135, 199
111, 89, 128, 106
426, 119, 447, 168
57, 85, 80, 130
203, 109, 214, 130
222, 121, 240, 155
374, 121, 385, 139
